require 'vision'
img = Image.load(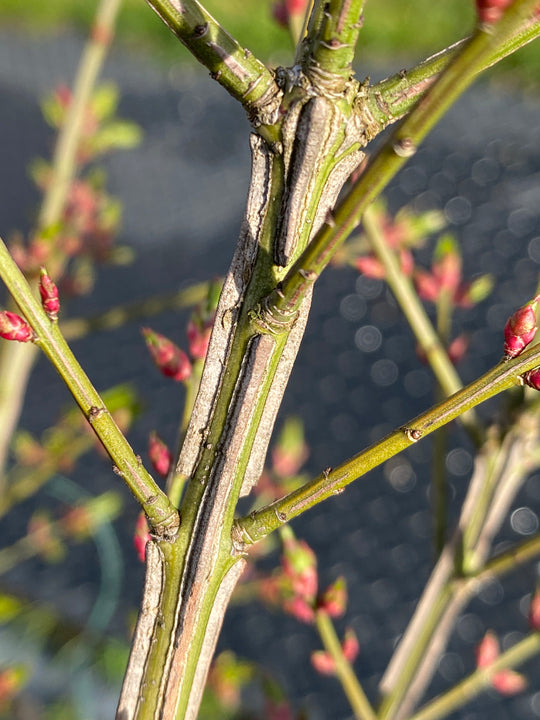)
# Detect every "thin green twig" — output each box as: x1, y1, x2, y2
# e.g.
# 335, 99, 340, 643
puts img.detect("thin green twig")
143, 0, 280, 136
367, 13, 540, 125
0, 0, 123, 481
235, 341, 540, 543
409, 633, 540, 720
0, 237, 179, 538
315, 610, 377, 720
361, 207, 481, 442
